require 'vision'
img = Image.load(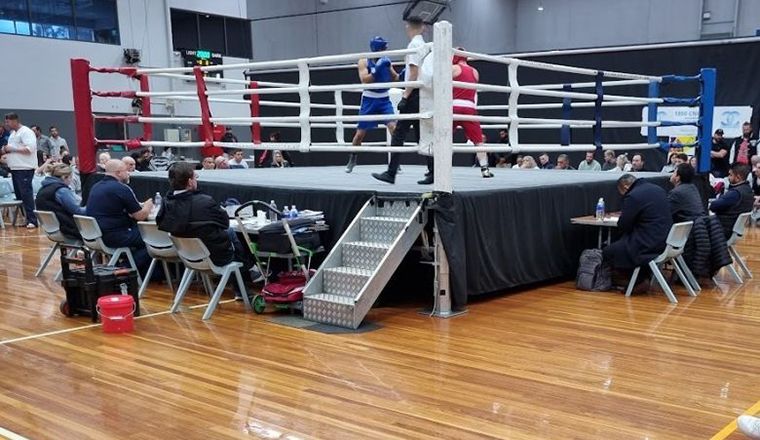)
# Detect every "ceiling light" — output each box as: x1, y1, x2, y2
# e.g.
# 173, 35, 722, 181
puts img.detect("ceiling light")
537, 5, 544, 11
